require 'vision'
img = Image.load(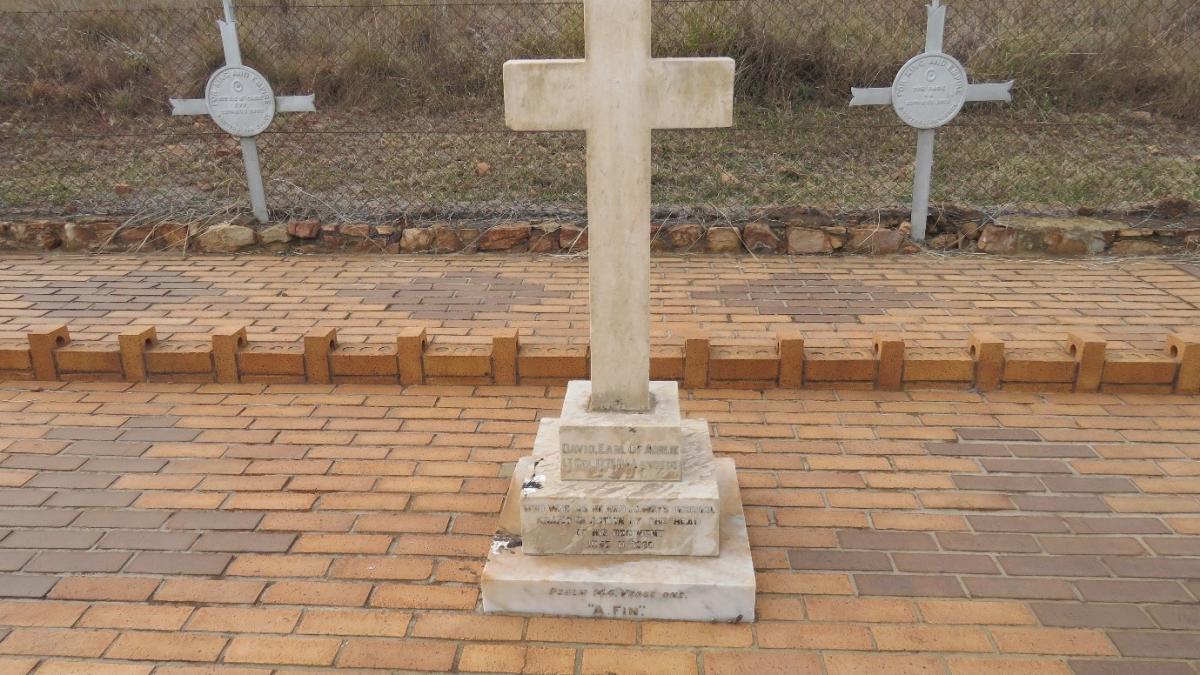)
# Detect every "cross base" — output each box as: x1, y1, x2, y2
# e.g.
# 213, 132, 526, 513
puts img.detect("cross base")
482, 449, 755, 621
559, 381, 684, 481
